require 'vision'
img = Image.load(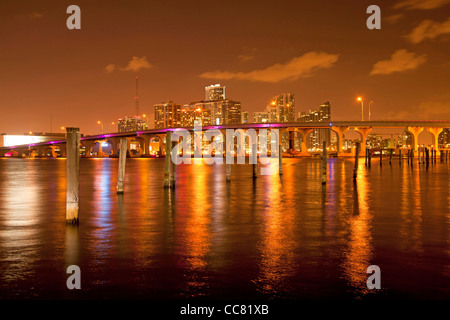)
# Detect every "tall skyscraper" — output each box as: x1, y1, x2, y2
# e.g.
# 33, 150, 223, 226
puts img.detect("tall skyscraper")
205, 84, 226, 101
253, 112, 270, 123
241, 111, 249, 124
185, 85, 241, 125
154, 101, 182, 129
438, 128, 450, 147
297, 101, 331, 150
181, 102, 213, 126
220, 99, 241, 125
118, 116, 148, 132
266, 93, 295, 123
